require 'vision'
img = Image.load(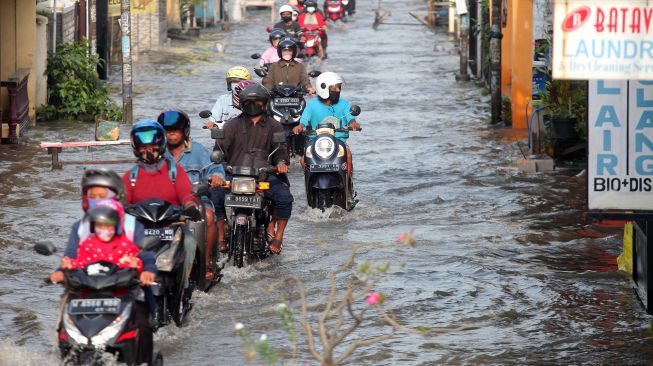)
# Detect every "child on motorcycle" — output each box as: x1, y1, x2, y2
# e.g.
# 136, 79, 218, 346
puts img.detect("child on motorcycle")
209, 66, 253, 128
